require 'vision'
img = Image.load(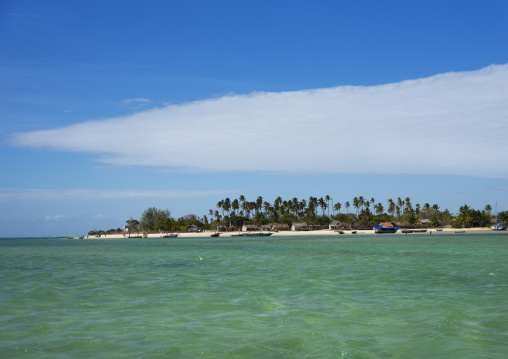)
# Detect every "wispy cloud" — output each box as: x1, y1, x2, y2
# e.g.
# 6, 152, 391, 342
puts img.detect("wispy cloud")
0, 188, 238, 202
8, 64, 508, 178
122, 98, 152, 109
44, 214, 66, 222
